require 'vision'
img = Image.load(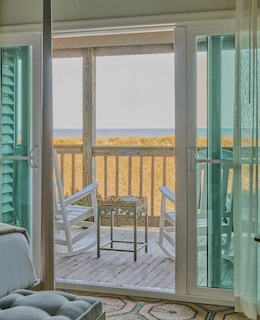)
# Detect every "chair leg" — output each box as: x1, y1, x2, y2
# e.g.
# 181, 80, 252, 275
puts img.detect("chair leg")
158, 193, 167, 244
157, 240, 175, 260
